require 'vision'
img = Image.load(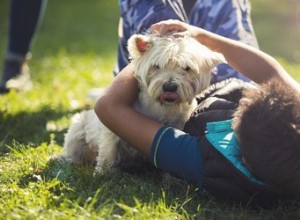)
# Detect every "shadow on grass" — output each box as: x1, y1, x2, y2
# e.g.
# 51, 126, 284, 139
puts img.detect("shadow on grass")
15, 143, 300, 218
33, 158, 204, 216
0, 106, 83, 153
14, 157, 300, 218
